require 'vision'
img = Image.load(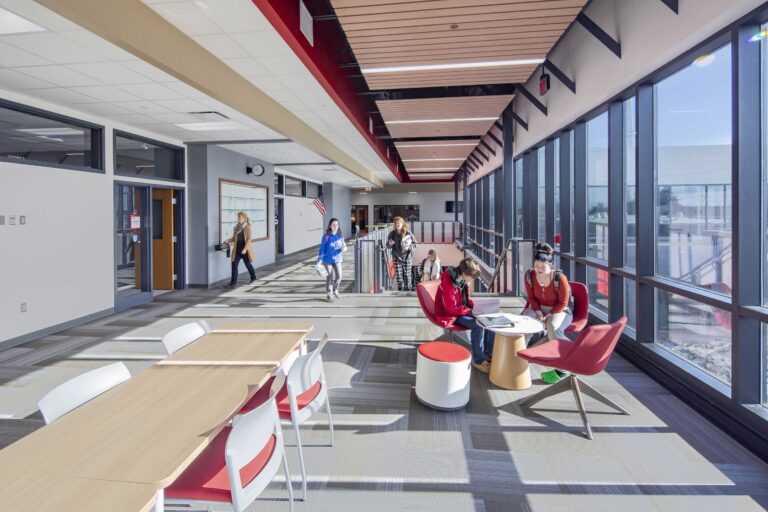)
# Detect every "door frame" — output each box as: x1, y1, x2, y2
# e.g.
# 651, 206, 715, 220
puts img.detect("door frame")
114, 182, 152, 311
